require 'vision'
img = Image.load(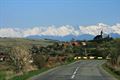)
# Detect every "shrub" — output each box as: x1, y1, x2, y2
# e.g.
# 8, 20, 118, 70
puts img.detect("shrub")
8, 46, 33, 73
33, 55, 46, 69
